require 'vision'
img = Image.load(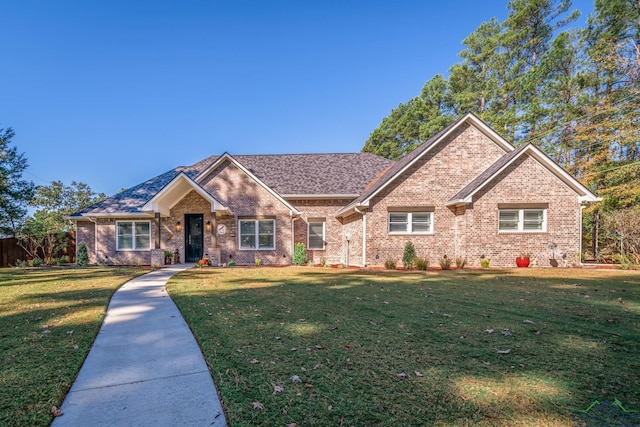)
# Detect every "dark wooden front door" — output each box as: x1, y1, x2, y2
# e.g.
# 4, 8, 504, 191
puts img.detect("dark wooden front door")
185, 214, 204, 263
